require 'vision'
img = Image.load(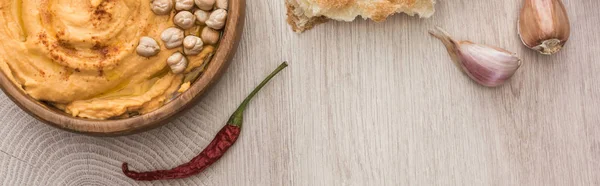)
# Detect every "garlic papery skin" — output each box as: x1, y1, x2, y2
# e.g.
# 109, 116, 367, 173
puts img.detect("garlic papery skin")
518, 0, 570, 55
457, 42, 523, 87
429, 27, 522, 87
